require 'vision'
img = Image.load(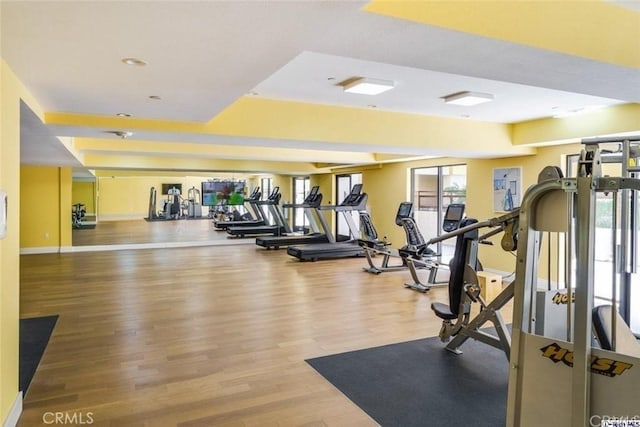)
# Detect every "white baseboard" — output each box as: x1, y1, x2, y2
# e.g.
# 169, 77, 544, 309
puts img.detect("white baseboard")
98, 214, 144, 221
21, 240, 253, 255
20, 246, 60, 255
3, 391, 22, 427
66, 239, 255, 253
